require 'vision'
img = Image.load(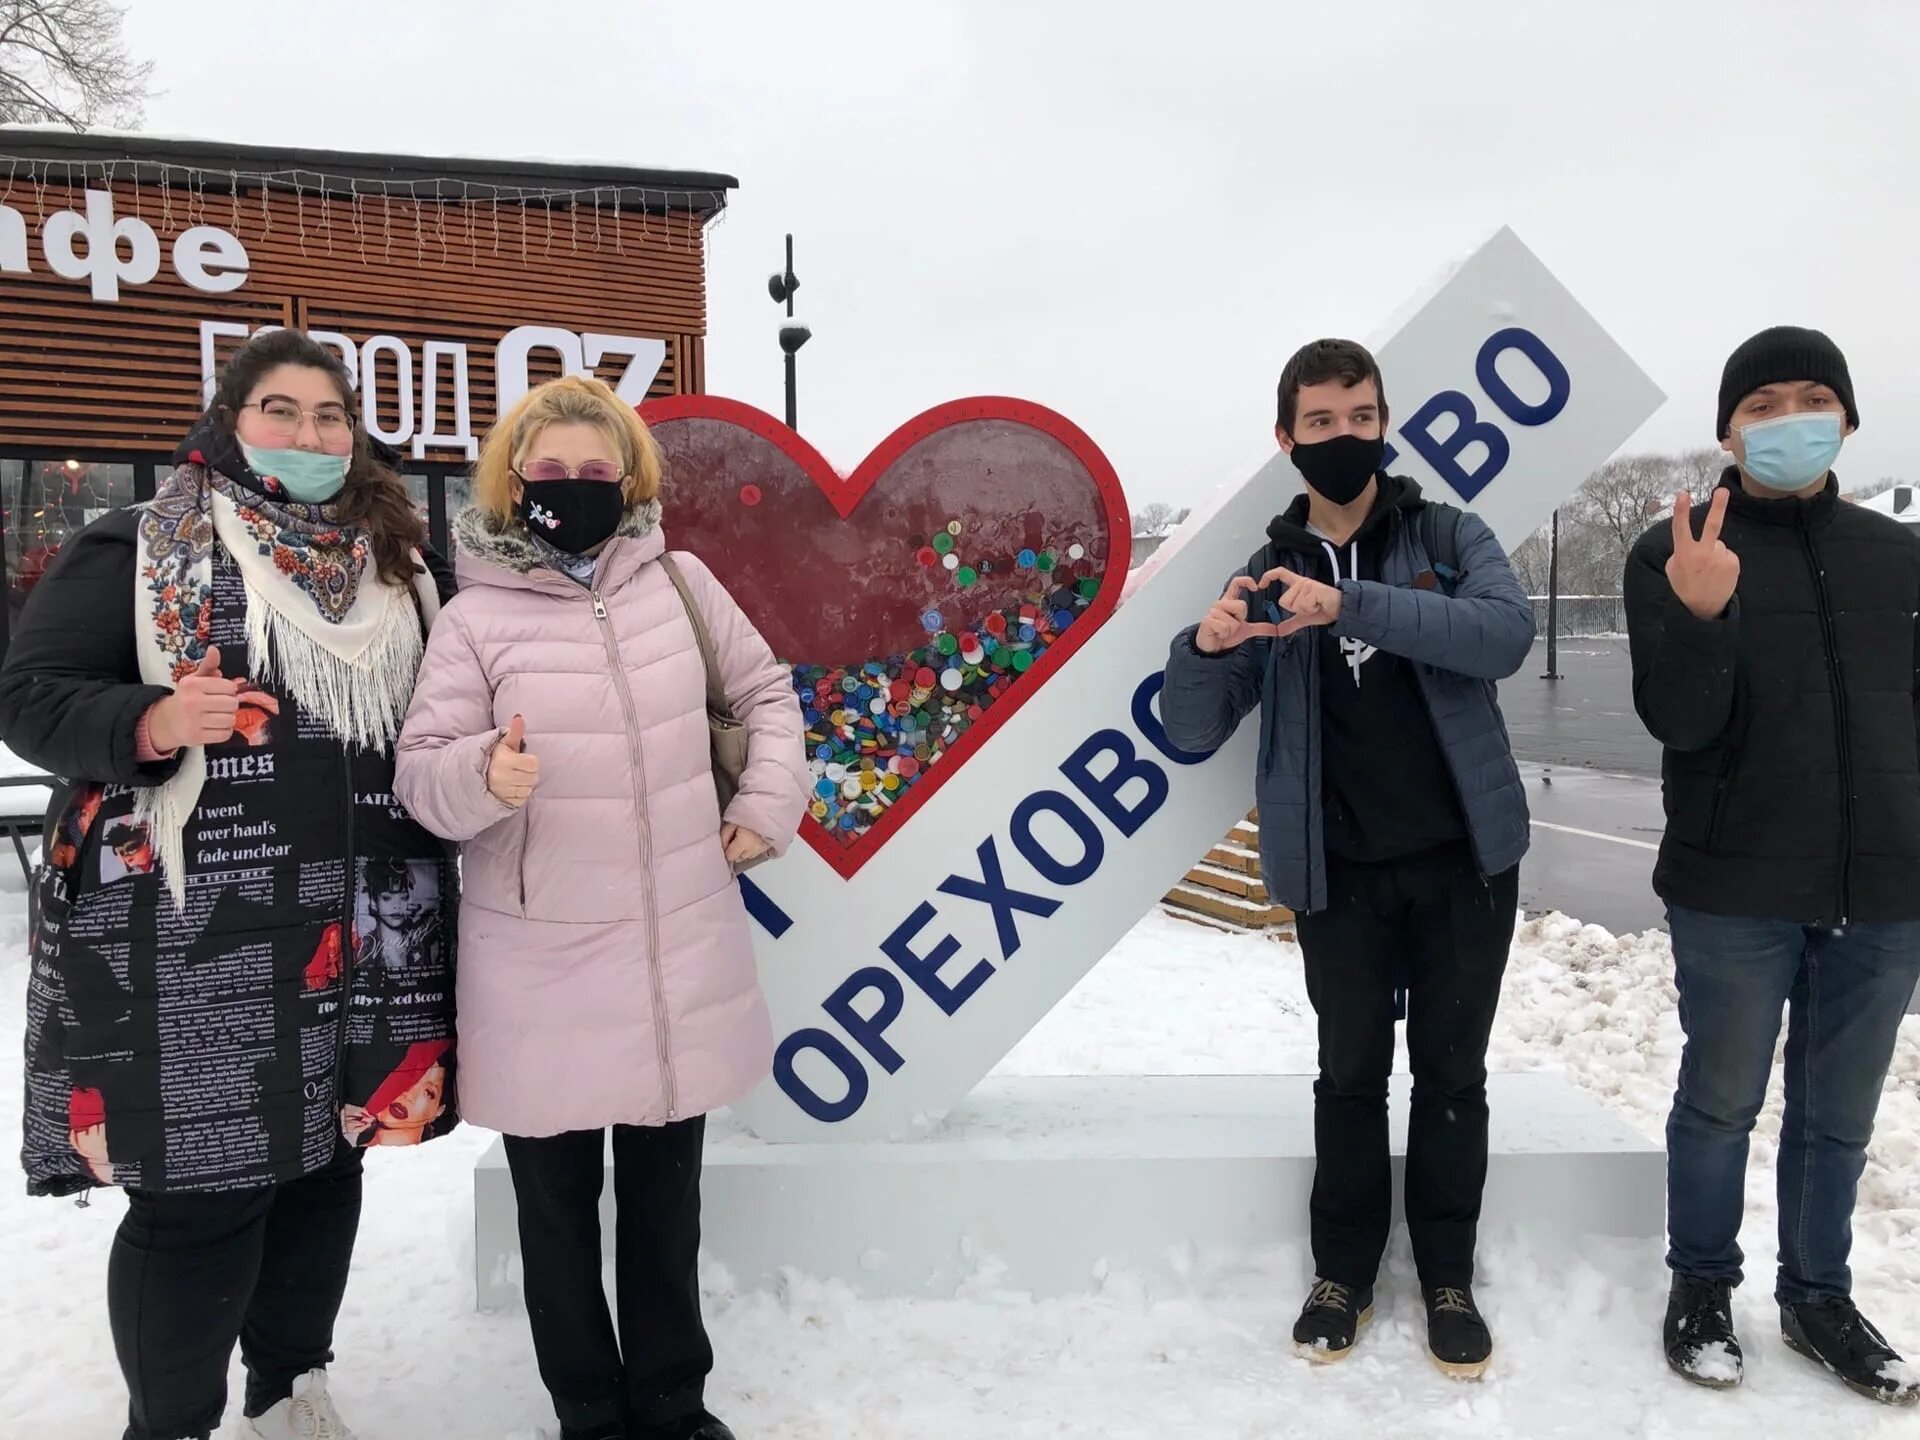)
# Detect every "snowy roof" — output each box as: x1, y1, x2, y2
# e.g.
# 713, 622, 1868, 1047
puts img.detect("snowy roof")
0, 128, 736, 213
1856, 486, 1920, 523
